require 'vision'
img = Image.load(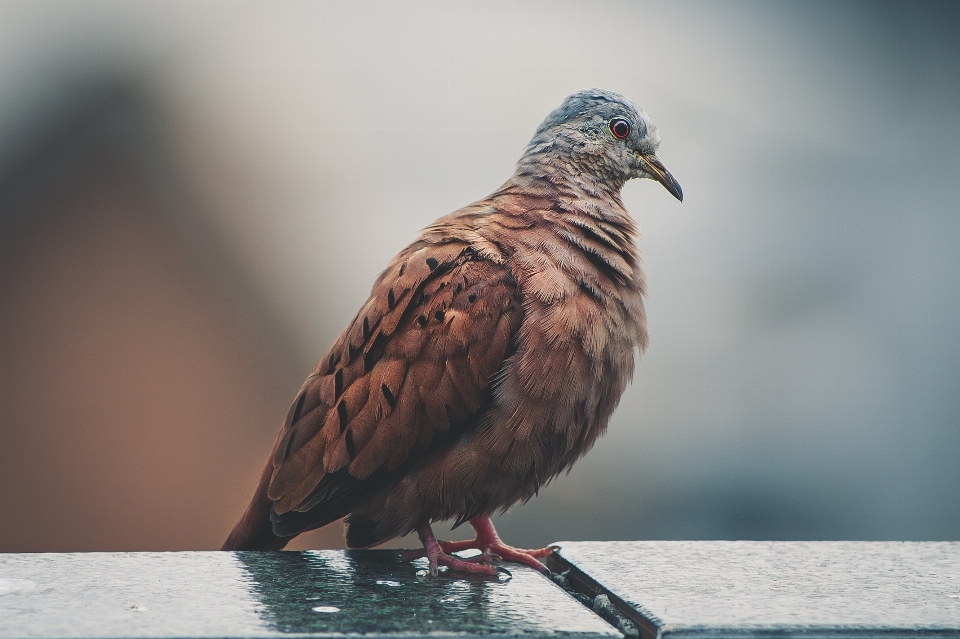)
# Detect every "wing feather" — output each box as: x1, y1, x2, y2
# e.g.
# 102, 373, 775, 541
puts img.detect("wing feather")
266, 242, 522, 531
